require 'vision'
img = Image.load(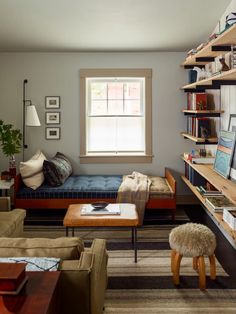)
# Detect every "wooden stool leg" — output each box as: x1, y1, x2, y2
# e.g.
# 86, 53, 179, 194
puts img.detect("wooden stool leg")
171, 249, 176, 273
209, 254, 216, 280
193, 257, 198, 271
173, 252, 182, 285
198, 256, 206, 290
